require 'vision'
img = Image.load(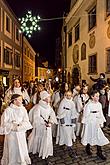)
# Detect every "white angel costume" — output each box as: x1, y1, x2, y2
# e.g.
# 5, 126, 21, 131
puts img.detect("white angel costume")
0, 104, 32, 165
81, 100, 109, 146
56, 97, 78, 146
28, 91, 57, 159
